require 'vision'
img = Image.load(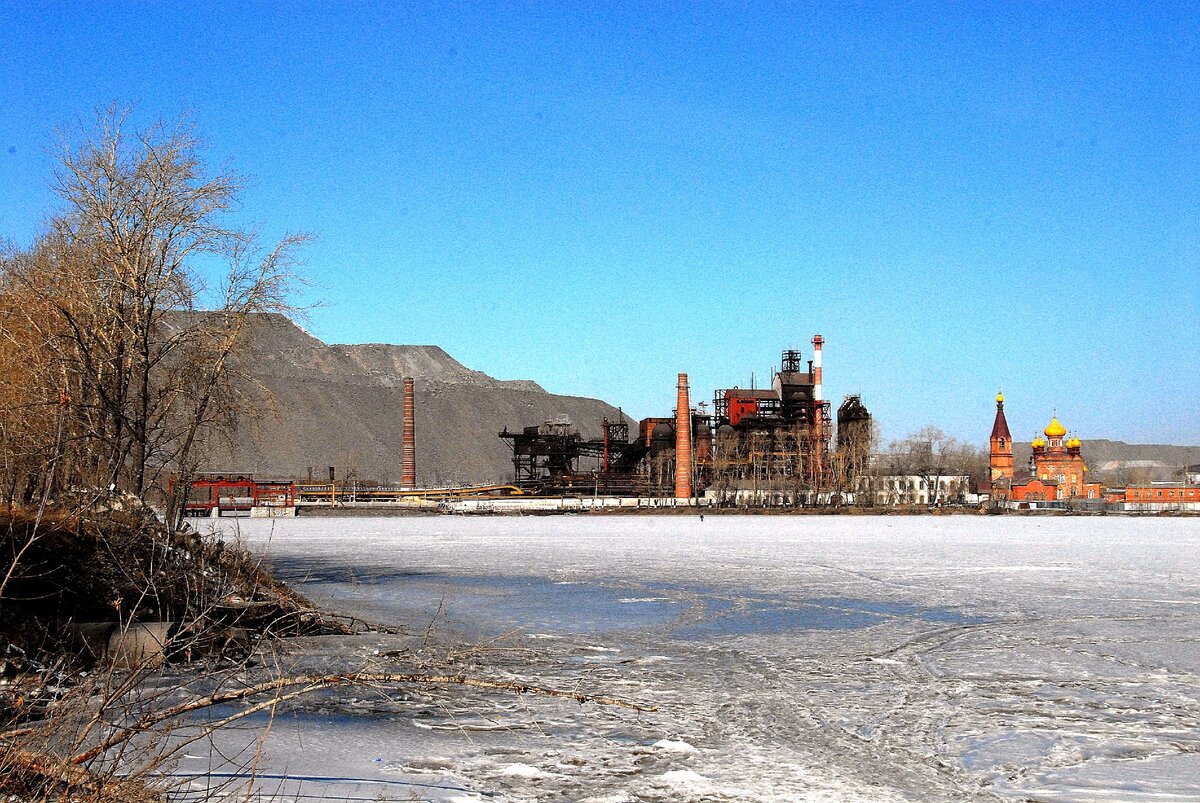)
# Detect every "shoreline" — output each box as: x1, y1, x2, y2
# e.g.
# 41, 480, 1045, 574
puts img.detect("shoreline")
290, 504, 1198, 518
